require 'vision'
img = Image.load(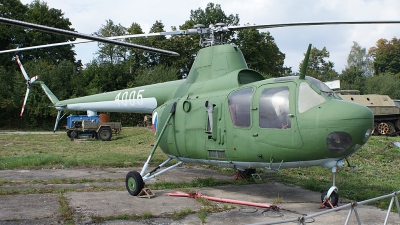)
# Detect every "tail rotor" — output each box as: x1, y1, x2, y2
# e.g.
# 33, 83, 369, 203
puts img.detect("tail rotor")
14, 55, 39, 116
